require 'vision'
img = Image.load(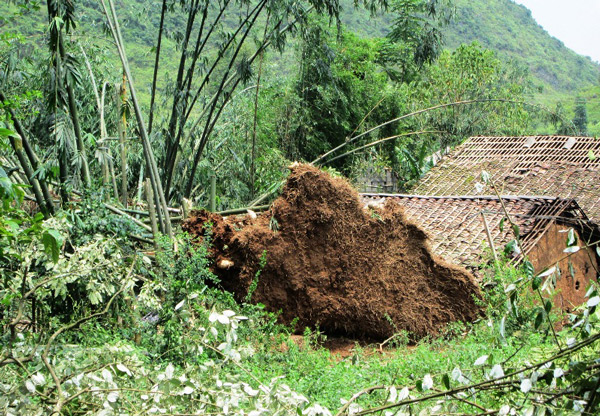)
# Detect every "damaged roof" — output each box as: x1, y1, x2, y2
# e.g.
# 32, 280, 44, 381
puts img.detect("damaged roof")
411, 136, 600, 223
361, 194, 596, 270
